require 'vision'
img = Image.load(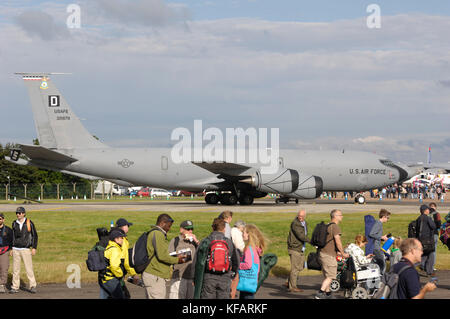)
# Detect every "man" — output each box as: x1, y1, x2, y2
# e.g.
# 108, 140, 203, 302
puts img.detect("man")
195, 218, 239, 299
99, 228, 128, 299
393, 238, 436, 299
10, 207, 38, 294
369, 208, 391, 274
168, 220, 199, 299
115, 218, 140, 296
0, 213, 13, 293
142, 214, 187, 299
428, 202, 441, 273
417, 205, 436, 276
218, 211, 233, 239
315, 209, 349, 299
286, 209, 310, 292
